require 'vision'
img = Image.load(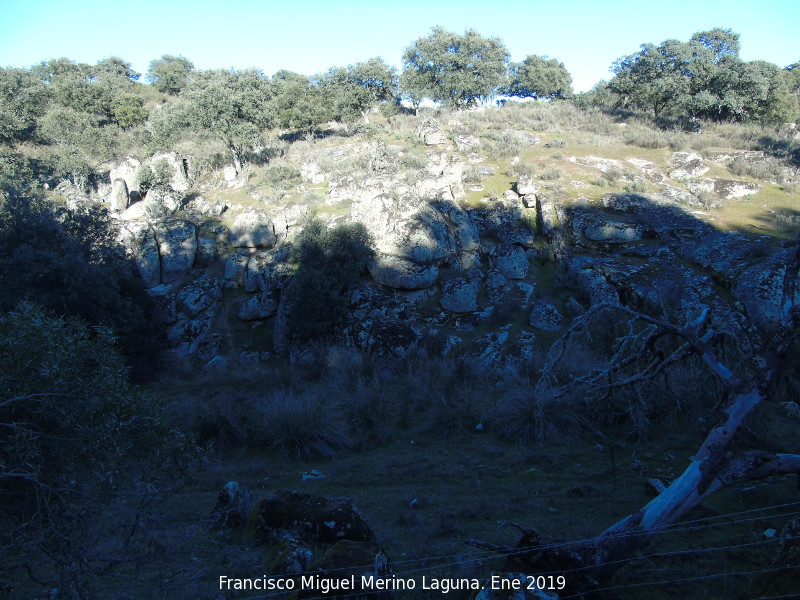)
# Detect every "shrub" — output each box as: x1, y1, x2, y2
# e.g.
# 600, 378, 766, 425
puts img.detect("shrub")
255, 392, 351, 460
260, 163, 302, 188
0, 196, 166, 380
544, 138, 567, 148
280, 218, 374, 344
625, 179, 648, 193
0, 303, 195, 595
540, 167, 562, 181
